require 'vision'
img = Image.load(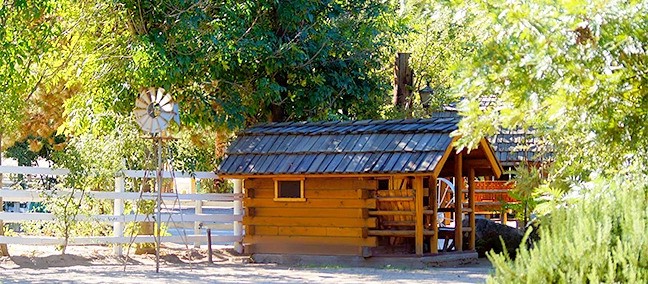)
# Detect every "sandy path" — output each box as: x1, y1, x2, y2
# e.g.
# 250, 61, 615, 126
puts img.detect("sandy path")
0, 245, 492, 283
